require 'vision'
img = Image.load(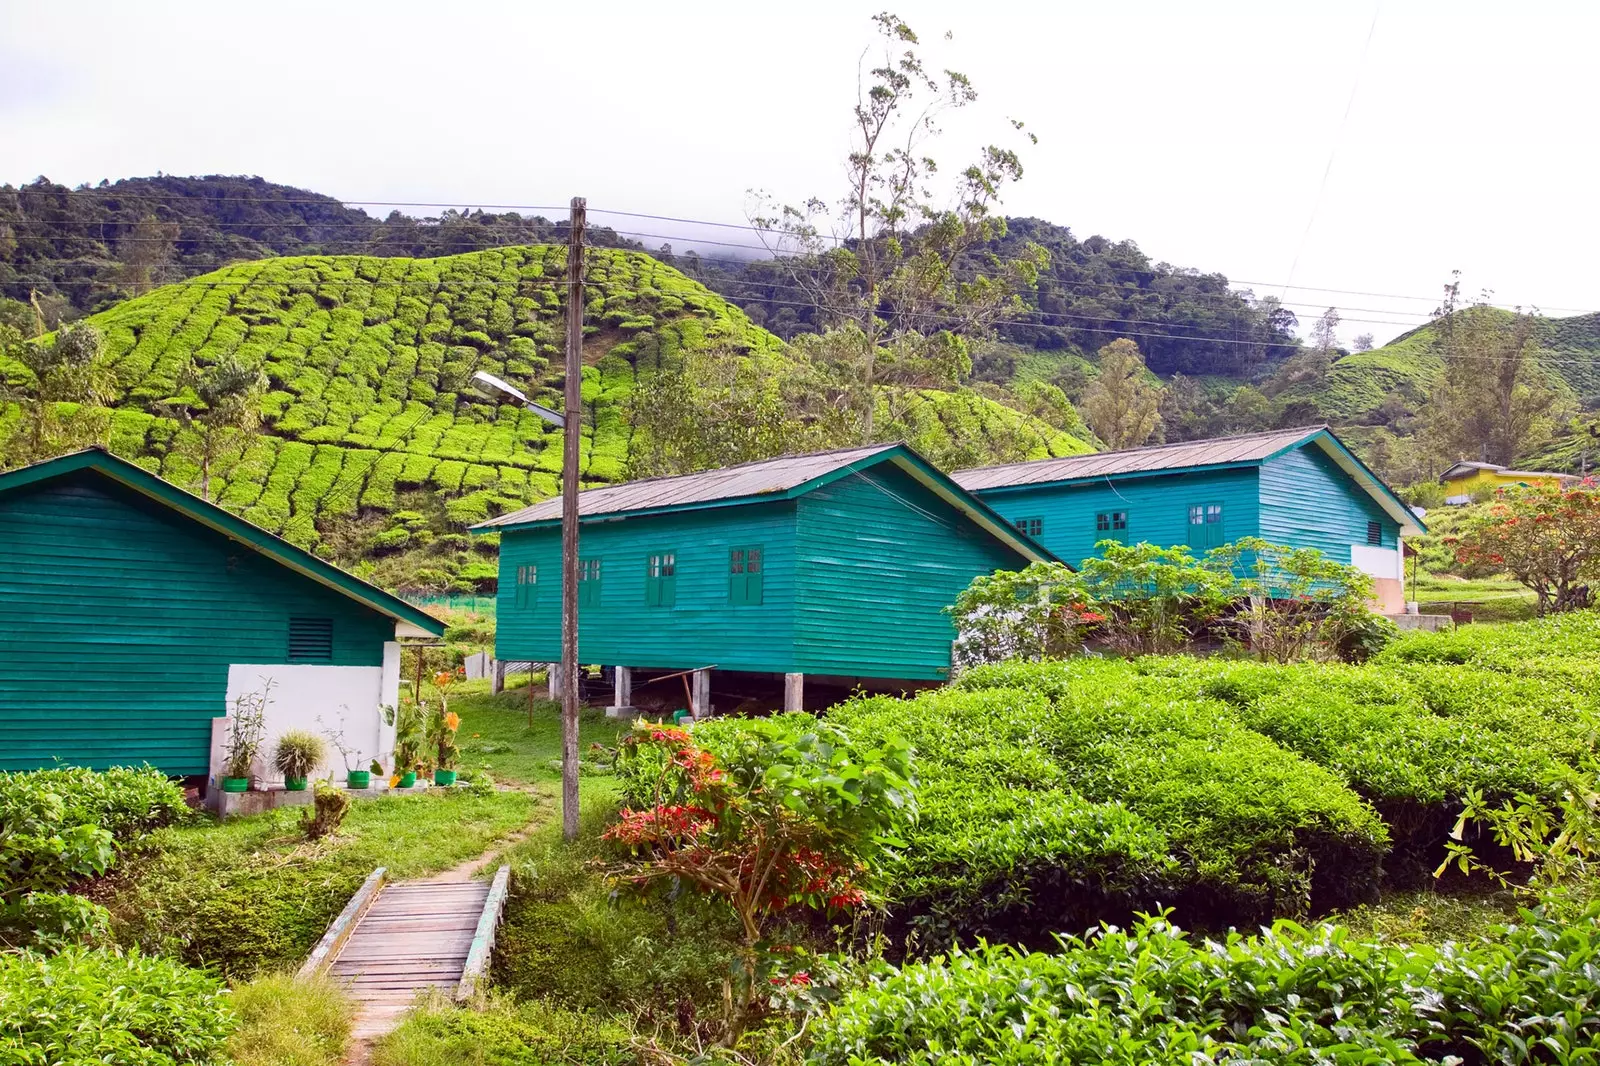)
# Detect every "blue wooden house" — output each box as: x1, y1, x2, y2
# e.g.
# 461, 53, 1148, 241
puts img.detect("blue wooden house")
0, 448, 446, 779
474, 444, 1053, 712
952, 426, 1425, 612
